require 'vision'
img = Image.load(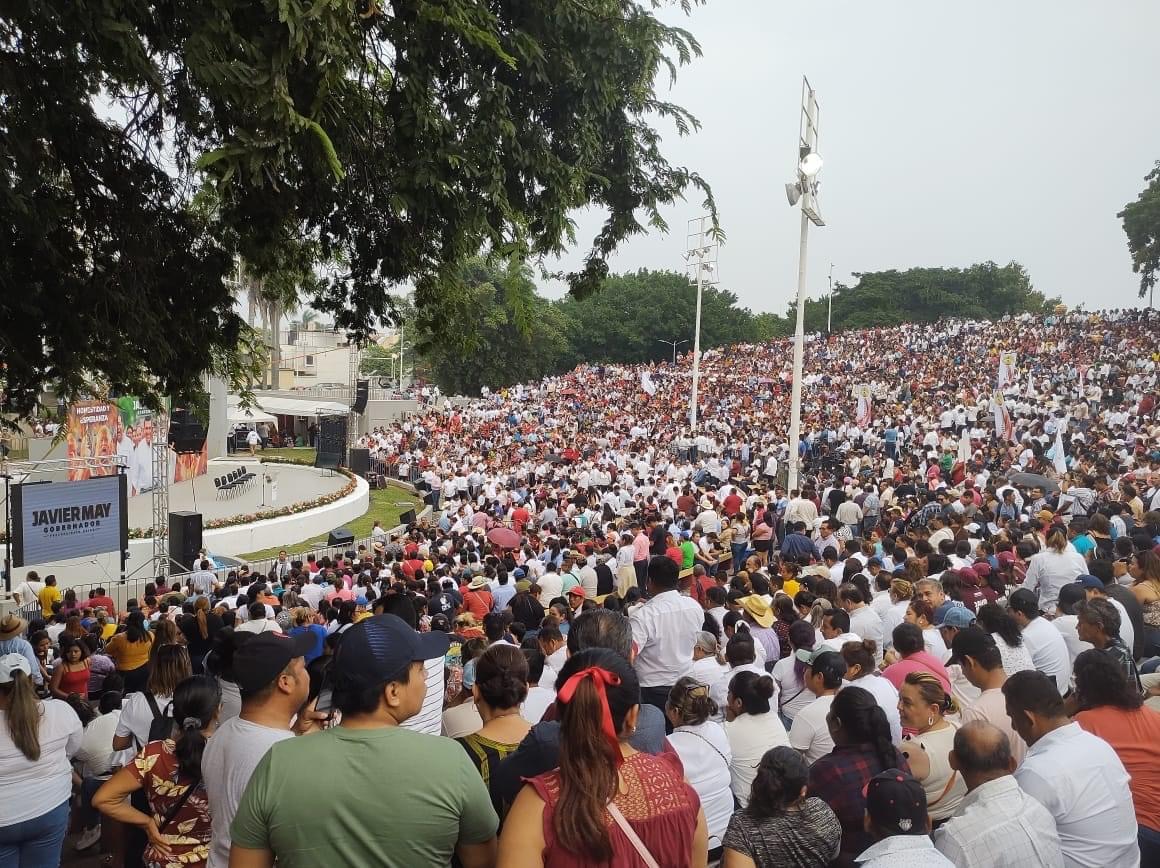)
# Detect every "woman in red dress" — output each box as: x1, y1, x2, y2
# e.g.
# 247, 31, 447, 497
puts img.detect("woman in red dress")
499, 649, 708, 867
